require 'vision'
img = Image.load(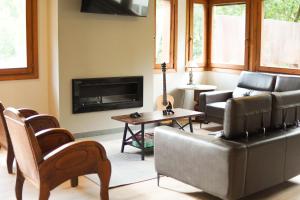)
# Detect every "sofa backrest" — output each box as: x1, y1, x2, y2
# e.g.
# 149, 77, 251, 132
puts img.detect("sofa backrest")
271, 90, 300, 128
237, 71, 277, 91
274, 75, 300, 92
232, 71, 277, 98
223, 94, 272, 139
